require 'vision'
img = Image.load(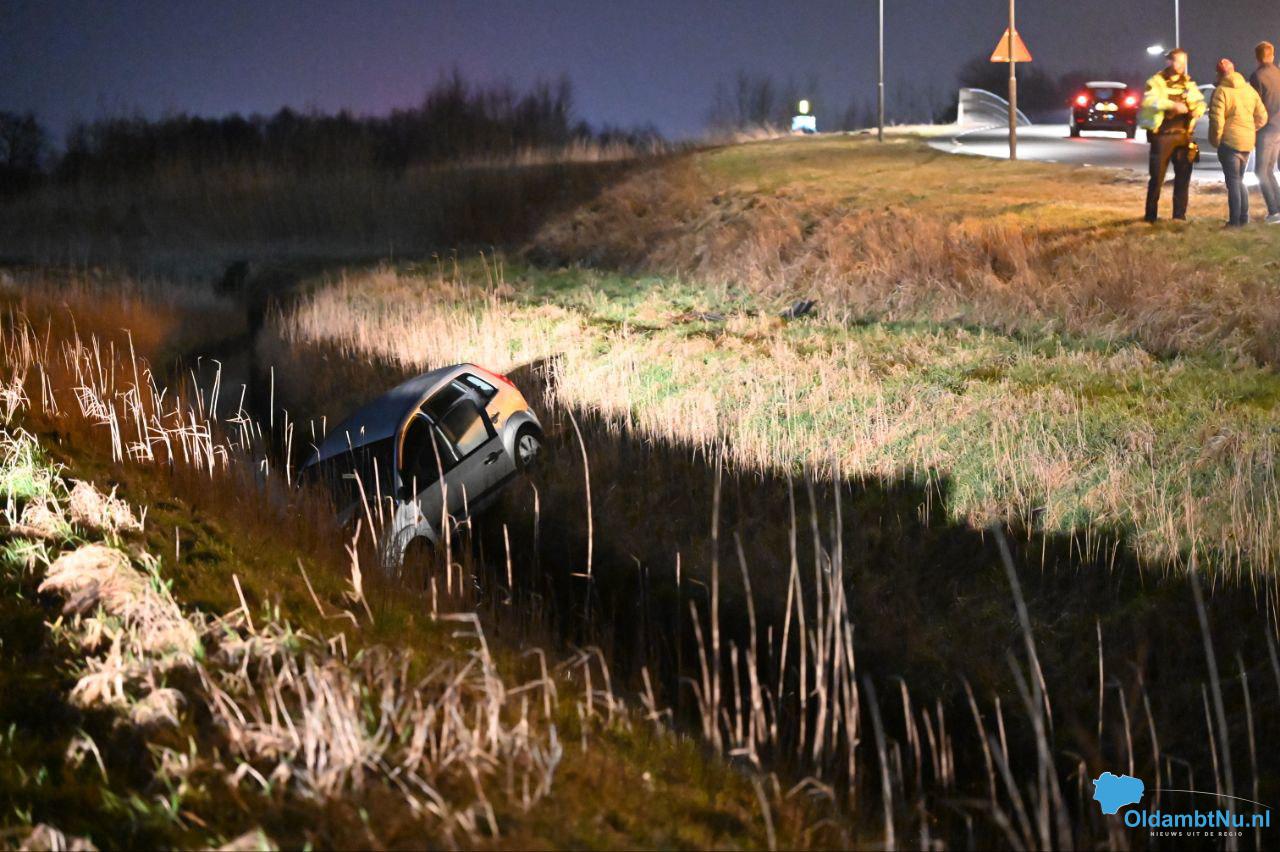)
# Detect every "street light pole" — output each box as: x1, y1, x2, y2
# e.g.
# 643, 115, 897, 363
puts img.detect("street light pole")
1008, 0, 1017, 160
1174, 0, 1180, 47
877, 0, 885, 142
